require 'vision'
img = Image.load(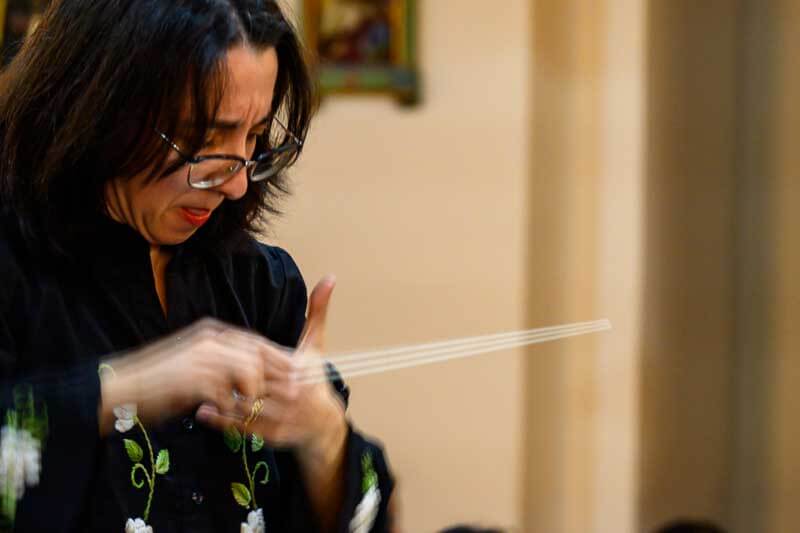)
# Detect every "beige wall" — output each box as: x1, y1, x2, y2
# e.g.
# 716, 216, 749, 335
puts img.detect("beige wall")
273, 1, 531, 531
